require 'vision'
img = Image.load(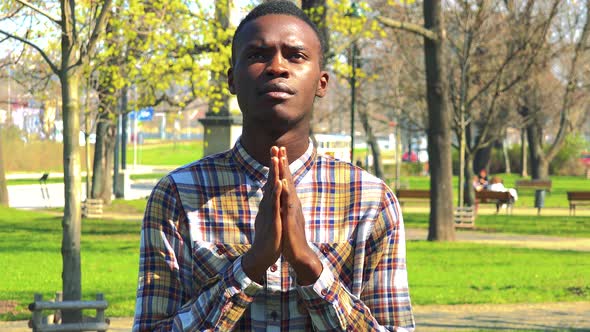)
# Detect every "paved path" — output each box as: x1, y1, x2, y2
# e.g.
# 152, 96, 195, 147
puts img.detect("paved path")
2, 302, 589, 331
406, 228, 590, 251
